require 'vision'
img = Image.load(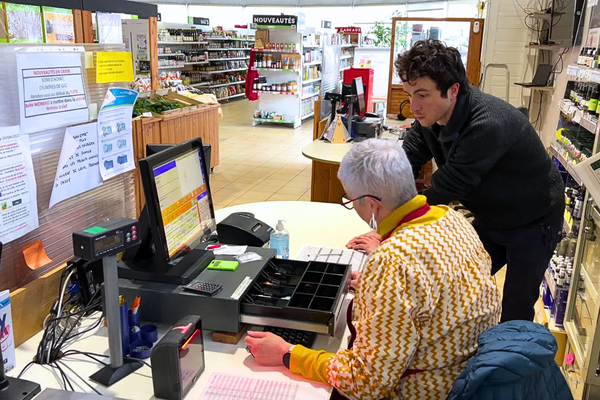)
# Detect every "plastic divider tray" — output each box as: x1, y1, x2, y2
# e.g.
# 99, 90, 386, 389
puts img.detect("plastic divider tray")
241, 258, 351, 325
